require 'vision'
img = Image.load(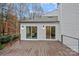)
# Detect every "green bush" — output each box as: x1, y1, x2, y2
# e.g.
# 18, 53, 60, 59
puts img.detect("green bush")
11, 33, 19, 40
0, 35, 11, 44
0, 33, 19, 44
14, 34, 19, 39
0, 44, 5, 50
0, 33, 19, 50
